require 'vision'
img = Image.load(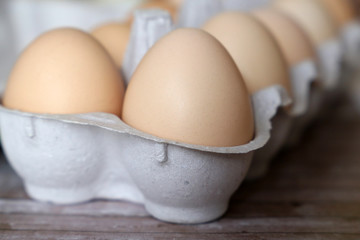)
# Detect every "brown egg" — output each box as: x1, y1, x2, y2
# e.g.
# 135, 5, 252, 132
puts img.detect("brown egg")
128, 0, 178, 25
317, 0, 357, 29
92, 22, 131, 67
203, 12, 292, 96
167, 0, 184, 9
273, 0, 338, 46
3, 28, 125, 116
122, 28, 254, 147
253, 8, 316, 67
